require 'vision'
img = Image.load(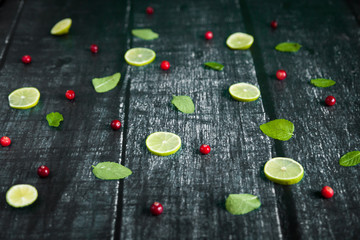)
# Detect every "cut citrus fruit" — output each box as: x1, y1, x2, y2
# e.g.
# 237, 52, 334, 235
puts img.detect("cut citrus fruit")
229, 82, 260, 102
264, 157, 304, 185
6, 184, 38, 208
50, 18, 72, 35
146, 132, 181, 156
8, 87, 40, 109
226, 32, 254, 50
124, 48, 156, 66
